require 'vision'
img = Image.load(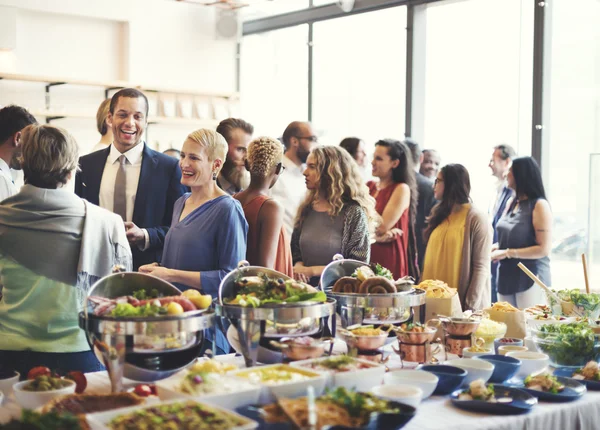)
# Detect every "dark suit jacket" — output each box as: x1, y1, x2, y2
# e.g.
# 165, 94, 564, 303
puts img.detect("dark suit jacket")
75, 144, 186, 270
416, 172, 437, 270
